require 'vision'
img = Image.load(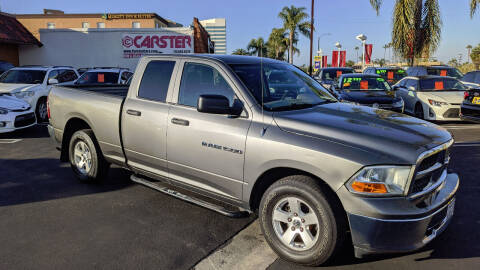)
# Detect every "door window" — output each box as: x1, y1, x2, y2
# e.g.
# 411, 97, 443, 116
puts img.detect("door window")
406, 79, 417, 90
56, 69, 78, 83
178, 62, 235, 107
138, 61, 176, 102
